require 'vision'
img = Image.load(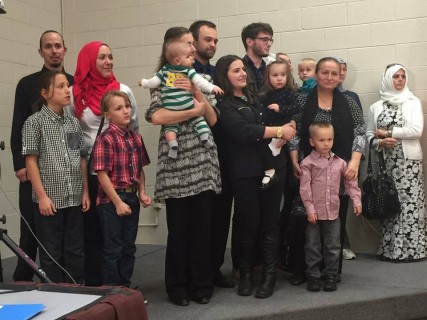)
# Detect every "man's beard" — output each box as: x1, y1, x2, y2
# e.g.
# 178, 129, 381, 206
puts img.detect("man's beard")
49, 62, 62, 69
253, 46, 269, 58
198, 49, 215, 61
